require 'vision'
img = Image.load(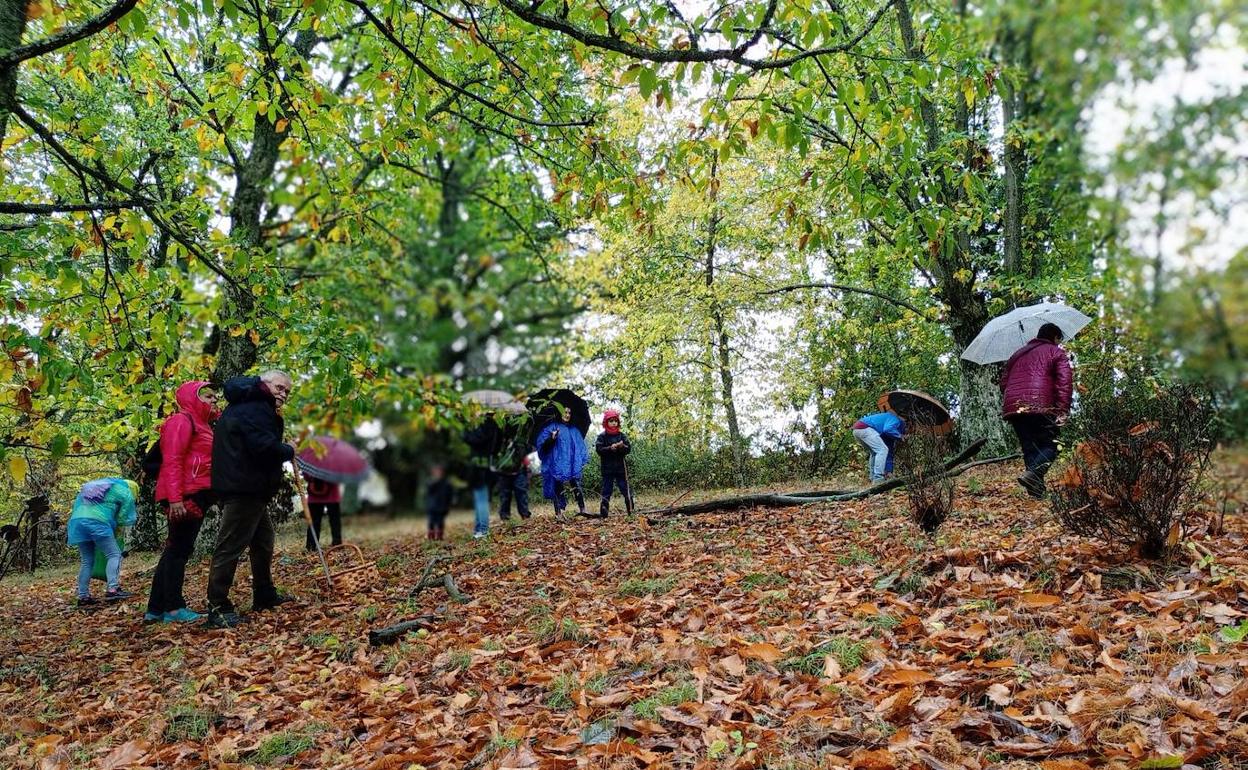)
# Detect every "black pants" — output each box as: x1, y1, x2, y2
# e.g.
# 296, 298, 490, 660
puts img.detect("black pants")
206, 494, 278, 613
497, 473, 530, 520
146, 492, 214, 615
1008, 414, 1061, 478
553, 479, 585, 514
306, 502, 342, 550
599, 470, 632, 516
